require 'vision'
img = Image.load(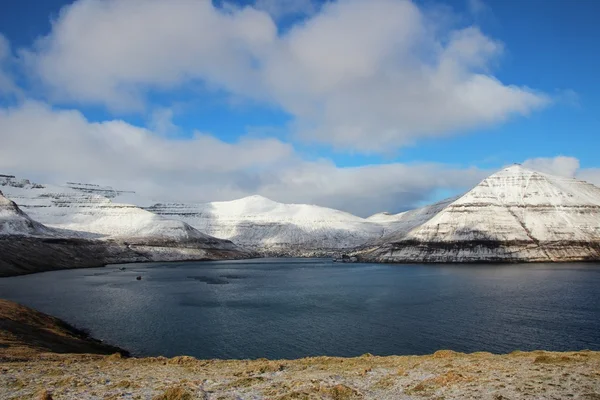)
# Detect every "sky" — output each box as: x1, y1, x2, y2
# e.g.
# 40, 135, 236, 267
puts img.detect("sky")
0, 0, 599, 216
